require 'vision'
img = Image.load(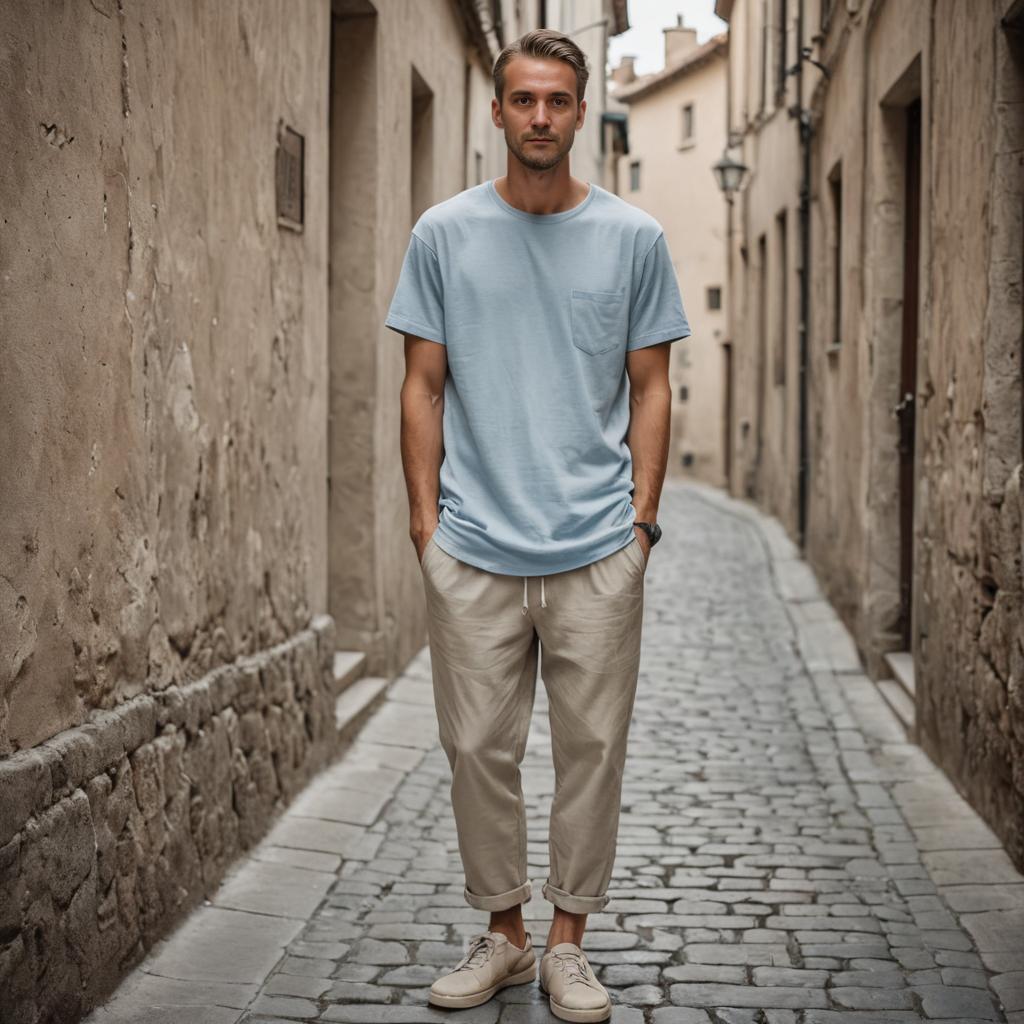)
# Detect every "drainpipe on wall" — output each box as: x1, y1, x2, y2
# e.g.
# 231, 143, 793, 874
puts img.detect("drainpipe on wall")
796, 0, 811, 548
792, 2, 832, 547
724, 26, 736, 495
792, 0, 829, 546
791, 0, 831, 546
